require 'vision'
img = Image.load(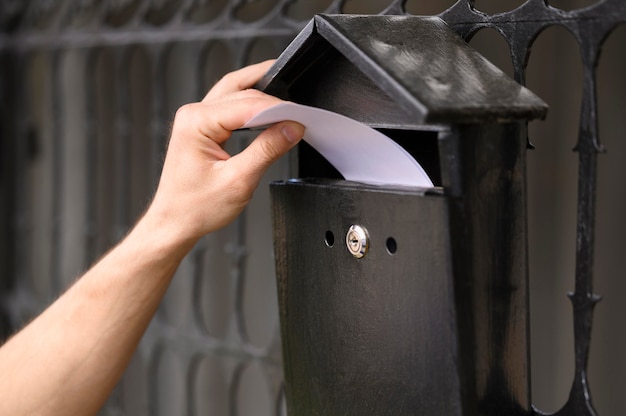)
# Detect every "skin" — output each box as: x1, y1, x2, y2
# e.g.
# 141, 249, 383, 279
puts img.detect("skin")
0, 60, 304, 416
